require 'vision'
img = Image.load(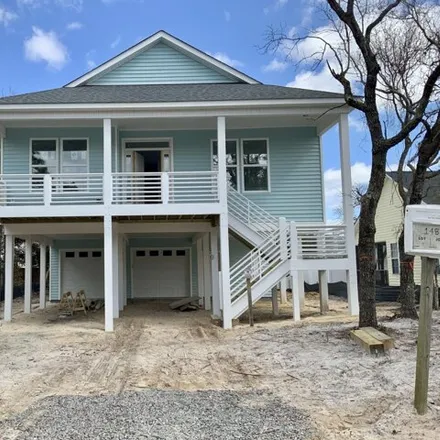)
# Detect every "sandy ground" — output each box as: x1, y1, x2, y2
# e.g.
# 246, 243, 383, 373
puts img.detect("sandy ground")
0, 293, 439, 440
